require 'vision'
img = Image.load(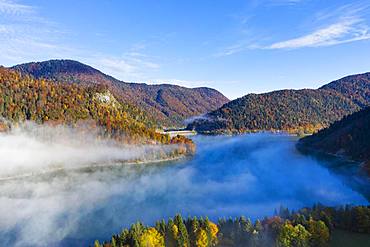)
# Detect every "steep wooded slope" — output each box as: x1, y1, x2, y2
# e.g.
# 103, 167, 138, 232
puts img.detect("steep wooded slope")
0, 67, 195, 154
187, 89, 360, 134
320, 72, 370, 107
298, 107, 370, 169
187, 73, 370, 134
12, 60, 229, 127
